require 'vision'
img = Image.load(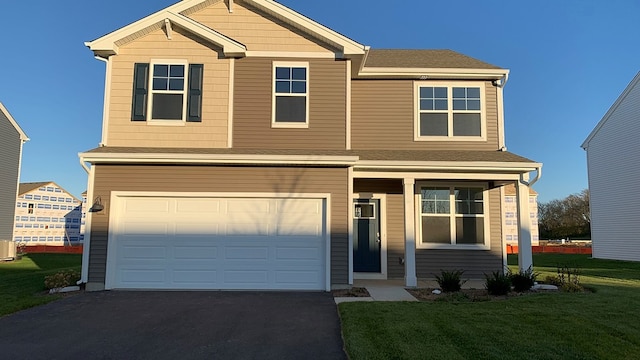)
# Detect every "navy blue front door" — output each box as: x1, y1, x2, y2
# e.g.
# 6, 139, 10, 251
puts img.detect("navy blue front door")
353, 199, 381, 272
